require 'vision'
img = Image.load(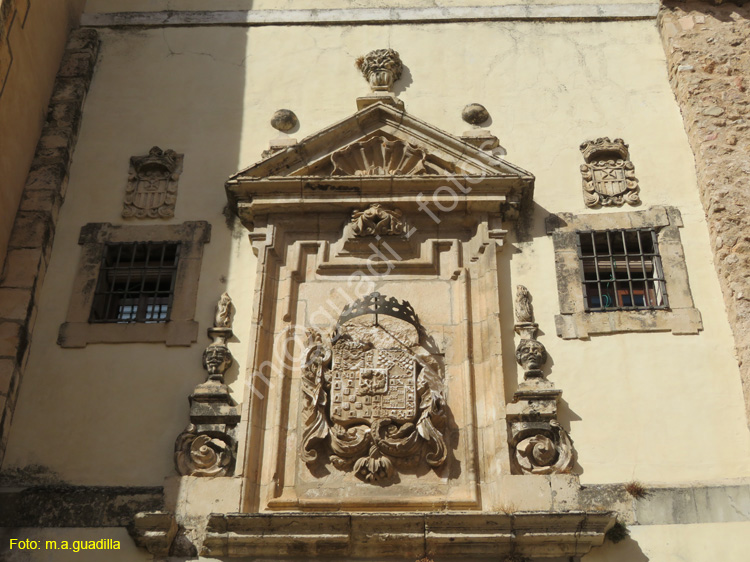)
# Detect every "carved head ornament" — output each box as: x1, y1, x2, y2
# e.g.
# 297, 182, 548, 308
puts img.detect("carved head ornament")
356, 48, 403, 92
515, 338, 547, 372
